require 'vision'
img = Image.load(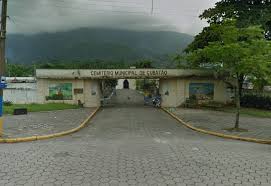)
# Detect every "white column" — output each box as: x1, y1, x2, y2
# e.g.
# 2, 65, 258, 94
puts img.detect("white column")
84, 80, 101, 107
36, 79, 47, 104
159, 79, 176, 107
